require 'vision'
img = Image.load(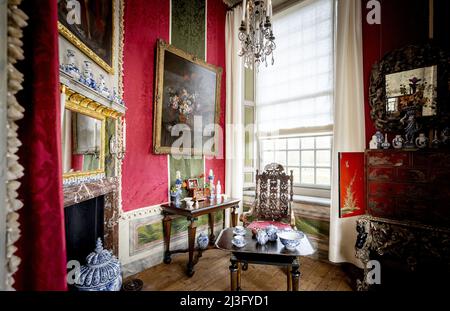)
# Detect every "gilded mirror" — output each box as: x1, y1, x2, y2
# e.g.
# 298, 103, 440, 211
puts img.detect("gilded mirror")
62, 104, 105, 179
369, 44, 450, 132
